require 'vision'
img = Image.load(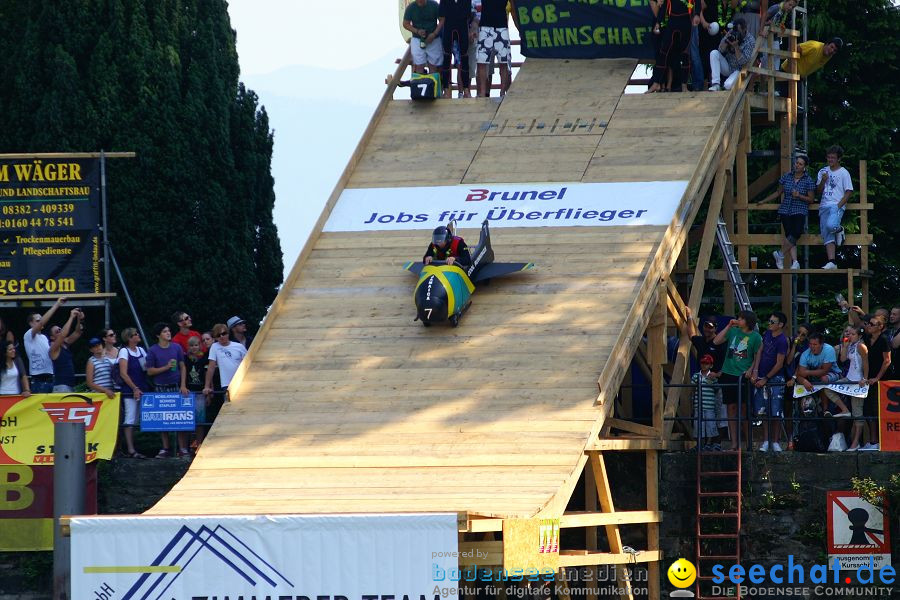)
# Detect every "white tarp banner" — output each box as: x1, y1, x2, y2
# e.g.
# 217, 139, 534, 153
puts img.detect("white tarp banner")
324, 181, 688, 232
793, 382, 869, 399
70, 513, 458, 600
